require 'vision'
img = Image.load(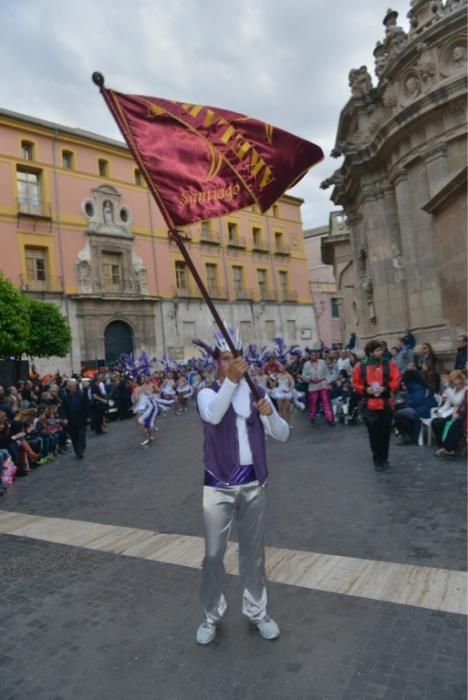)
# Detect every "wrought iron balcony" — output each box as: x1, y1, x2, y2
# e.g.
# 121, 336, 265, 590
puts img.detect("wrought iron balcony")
280, 289, 298, 302
17, 198, 52, 219
207, 285, 228, 299
234, 287, 253, 300
252, 238, 270, 252
274, 242, 291, 255
19, 274, 63, 293
258, 288, 277, 302
200, 229, 220, 245
173, 285, 201, 299
227, 233, 246, 248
